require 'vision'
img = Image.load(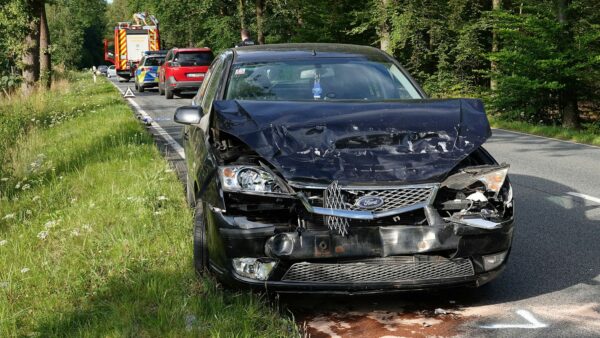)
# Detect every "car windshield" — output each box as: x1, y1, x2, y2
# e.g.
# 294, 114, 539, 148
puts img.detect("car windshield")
225, 59, 422, 101
144, 57, 164, 67
175, 52, 213, 66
